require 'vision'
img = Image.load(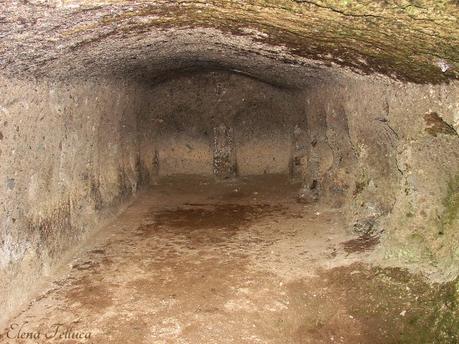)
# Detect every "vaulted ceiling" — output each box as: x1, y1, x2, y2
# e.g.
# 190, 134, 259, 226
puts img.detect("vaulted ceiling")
1, 0, 458, 84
